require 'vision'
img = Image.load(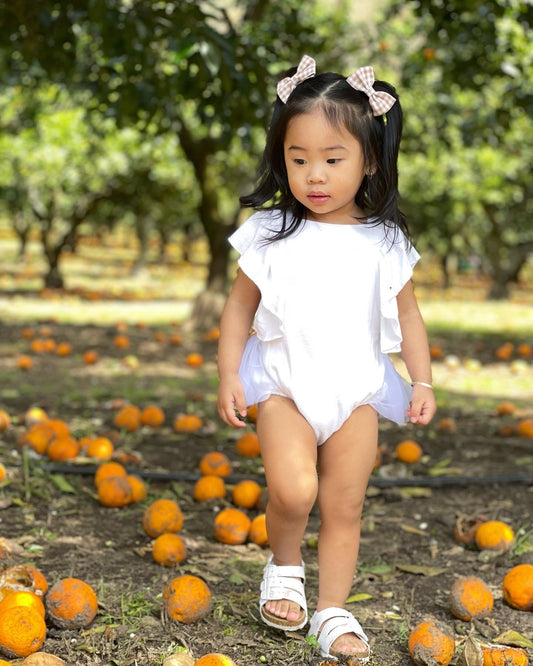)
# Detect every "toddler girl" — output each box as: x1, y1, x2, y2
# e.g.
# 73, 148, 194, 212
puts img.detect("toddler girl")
217, 55, 436, 662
